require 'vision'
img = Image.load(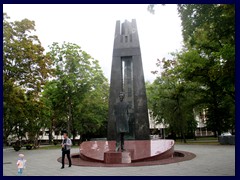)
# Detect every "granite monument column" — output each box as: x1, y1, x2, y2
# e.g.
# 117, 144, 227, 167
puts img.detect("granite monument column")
107, 19, 150, 140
